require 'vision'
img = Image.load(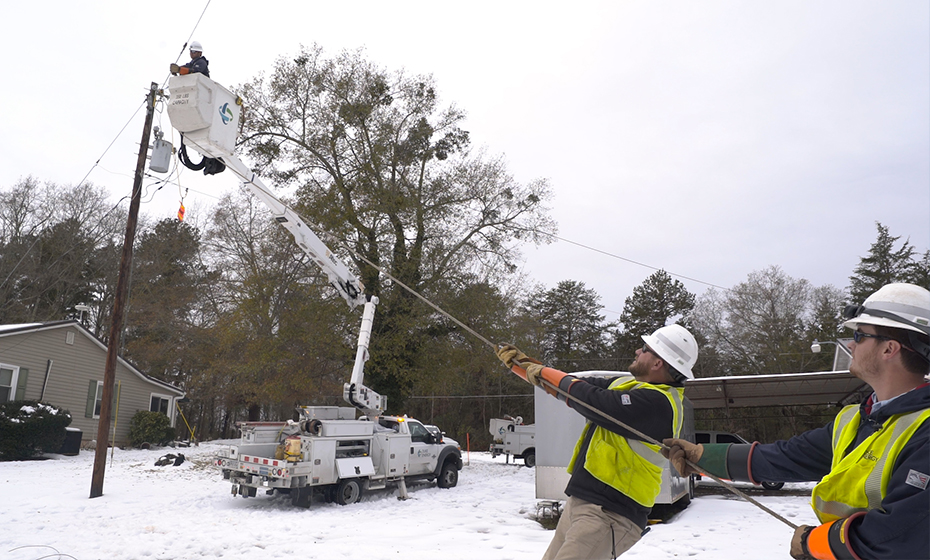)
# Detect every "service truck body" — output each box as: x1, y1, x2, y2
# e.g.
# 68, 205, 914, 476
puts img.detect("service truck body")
489, 416, 536, 467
